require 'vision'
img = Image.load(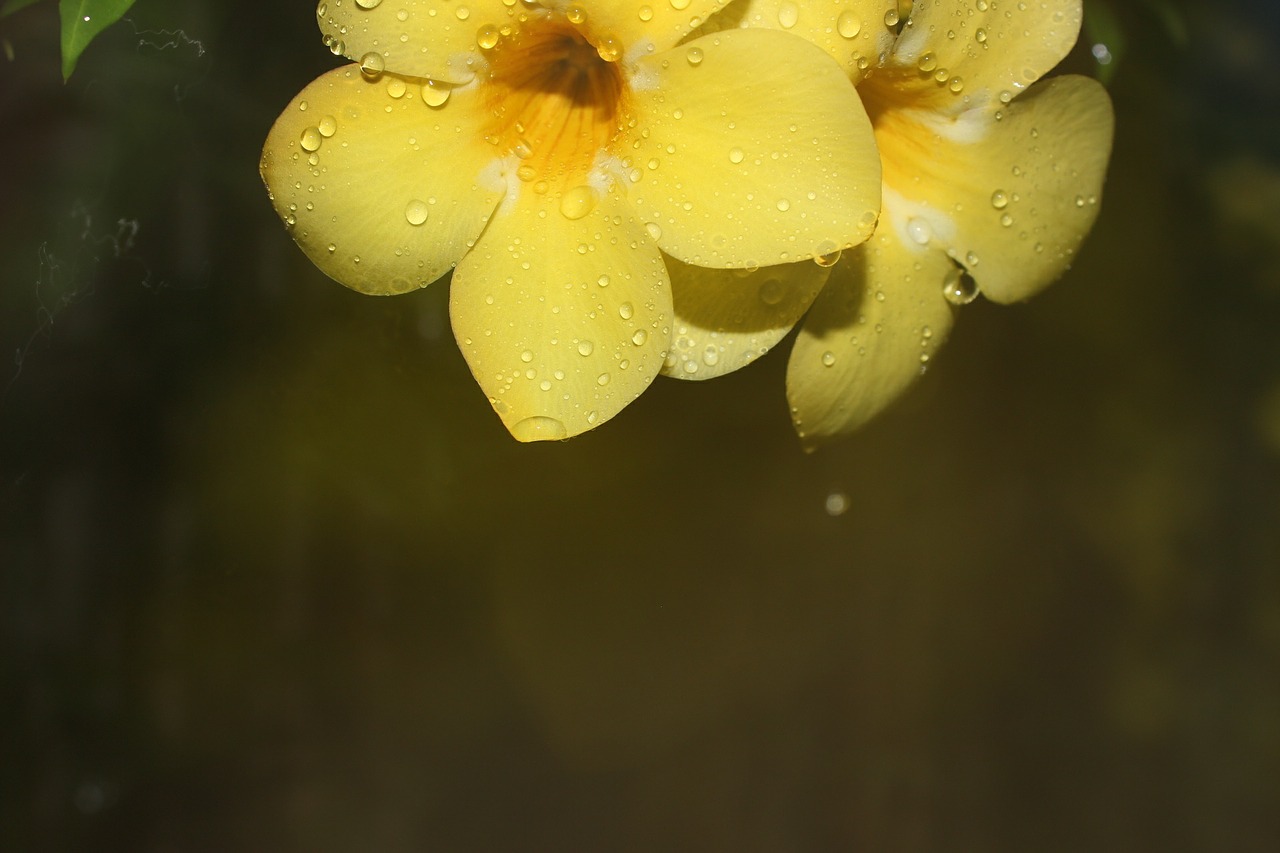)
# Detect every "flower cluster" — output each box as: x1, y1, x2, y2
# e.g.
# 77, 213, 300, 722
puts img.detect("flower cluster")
262, 0, 1112, 444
